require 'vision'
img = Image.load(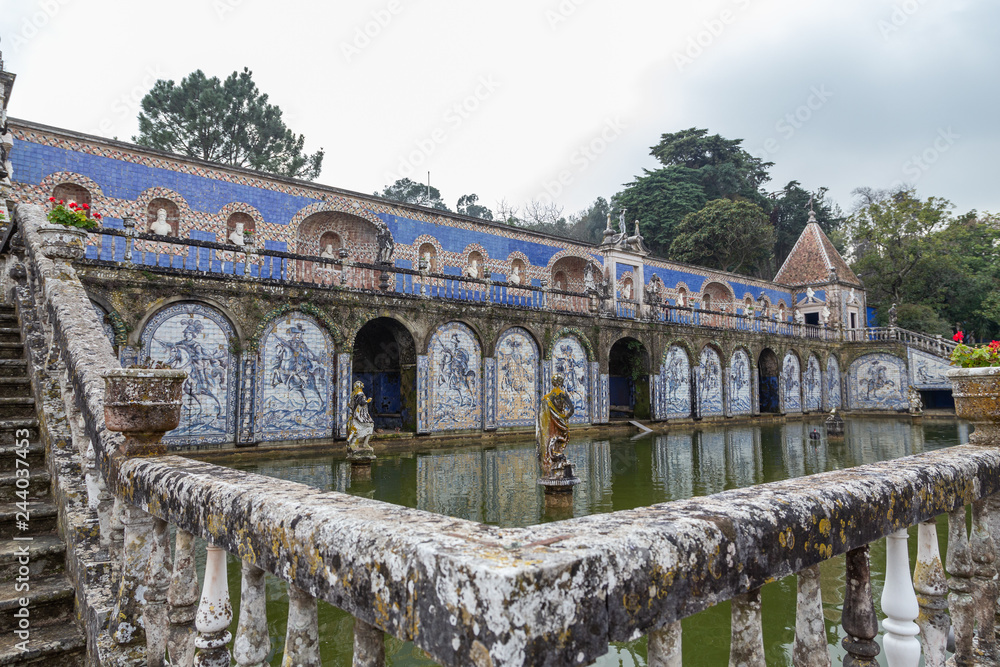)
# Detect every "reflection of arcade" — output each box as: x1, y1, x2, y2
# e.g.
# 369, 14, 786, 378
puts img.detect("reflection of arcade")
608, 338, 650, 419
352, 318, 416, 431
